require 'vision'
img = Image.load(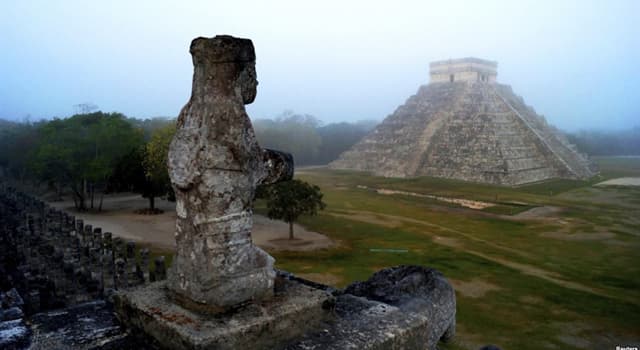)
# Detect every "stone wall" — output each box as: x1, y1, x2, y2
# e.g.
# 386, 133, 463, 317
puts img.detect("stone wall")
430, 57, 497, 83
